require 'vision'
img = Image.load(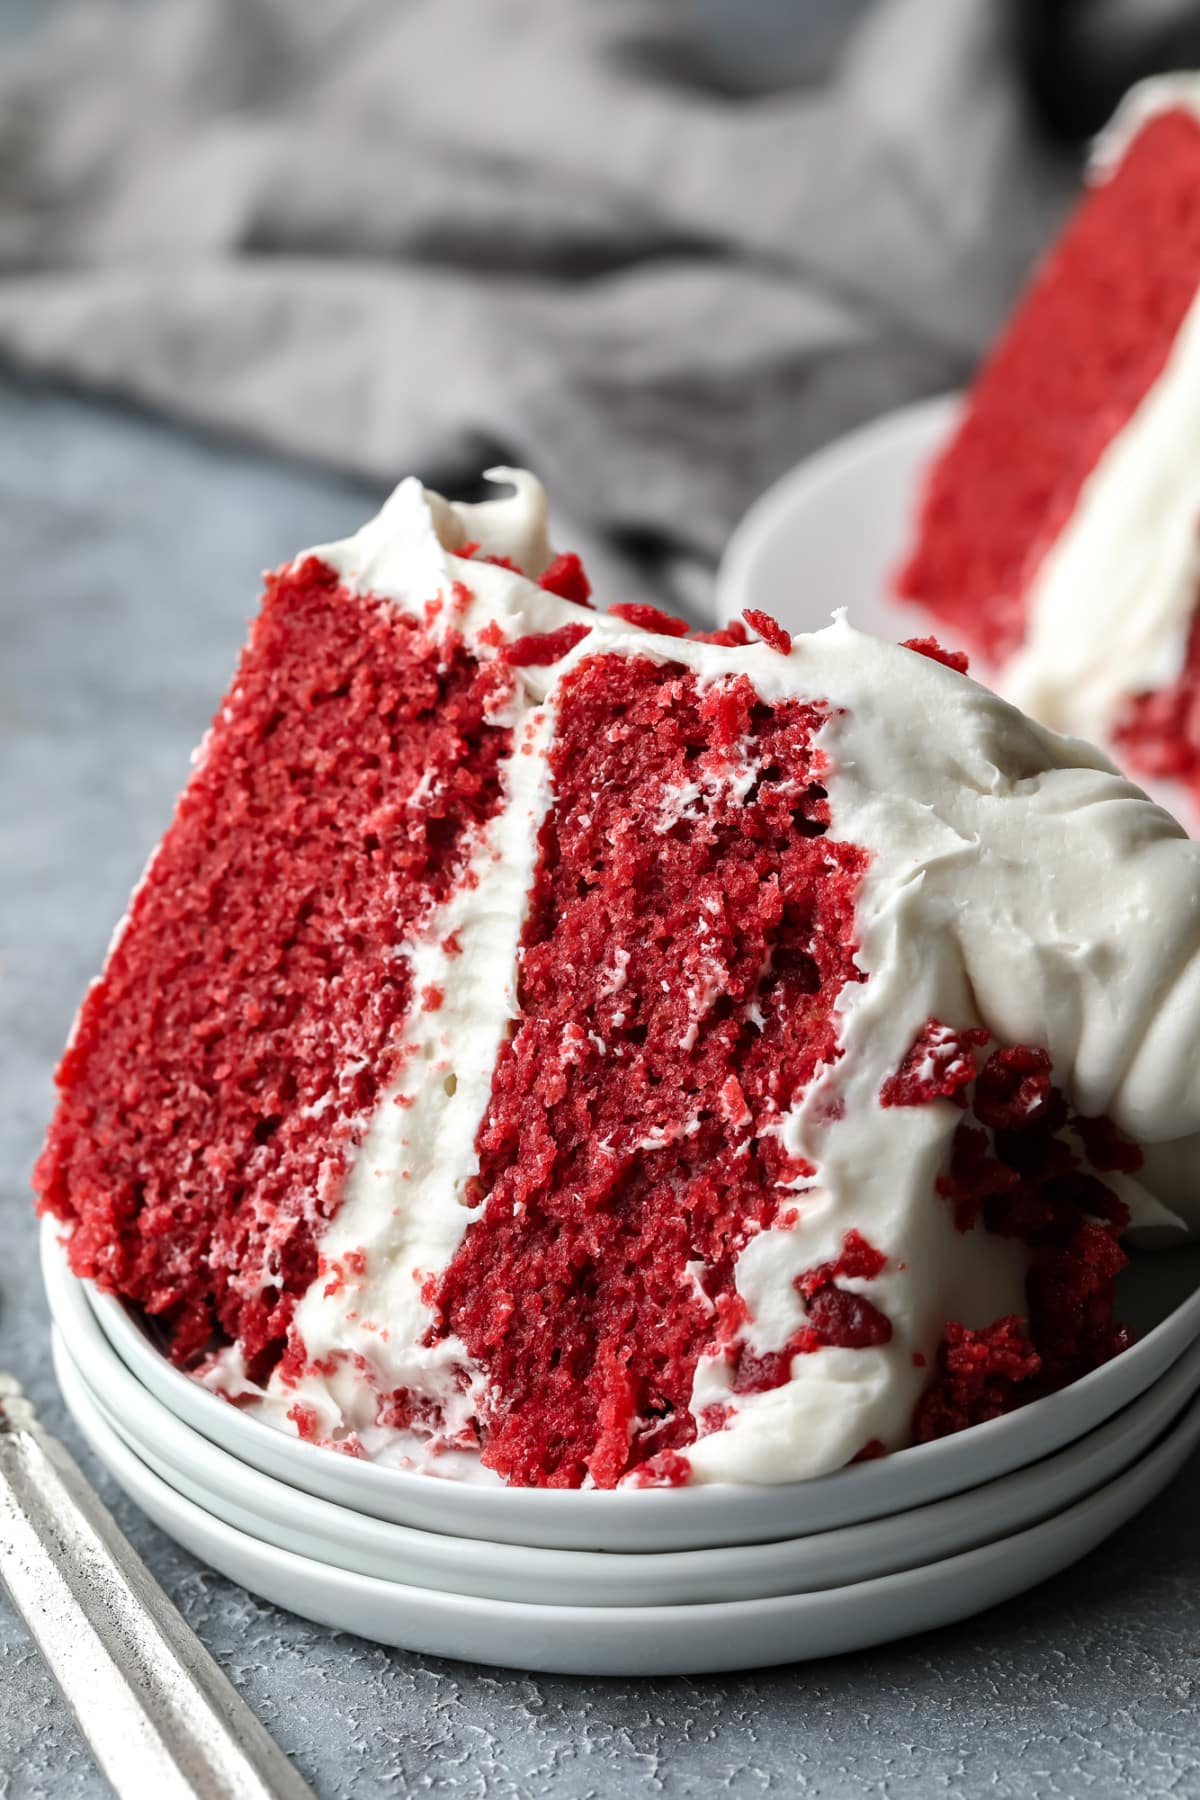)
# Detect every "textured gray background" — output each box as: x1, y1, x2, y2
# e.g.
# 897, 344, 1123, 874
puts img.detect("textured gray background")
5, 378, 1200, 1799
4, 0, 1200, 1789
